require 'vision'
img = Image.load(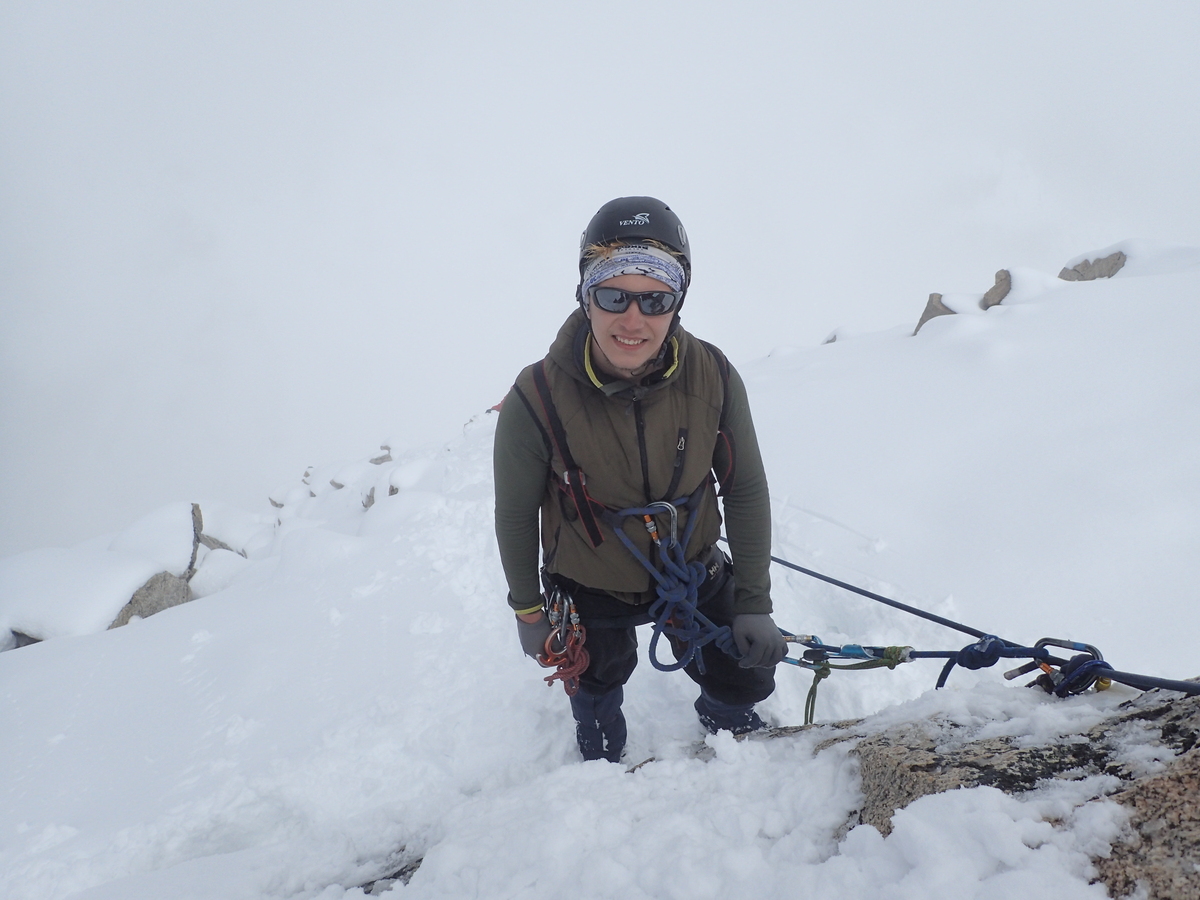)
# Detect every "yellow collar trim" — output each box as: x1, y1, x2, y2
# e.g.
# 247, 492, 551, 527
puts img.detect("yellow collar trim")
584, 333, 679, 389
